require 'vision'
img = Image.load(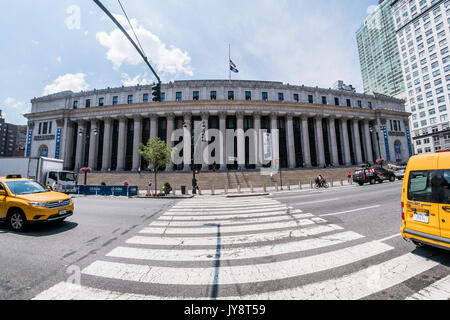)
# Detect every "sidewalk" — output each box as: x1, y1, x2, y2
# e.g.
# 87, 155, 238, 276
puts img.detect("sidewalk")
138, 179, 356, 197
